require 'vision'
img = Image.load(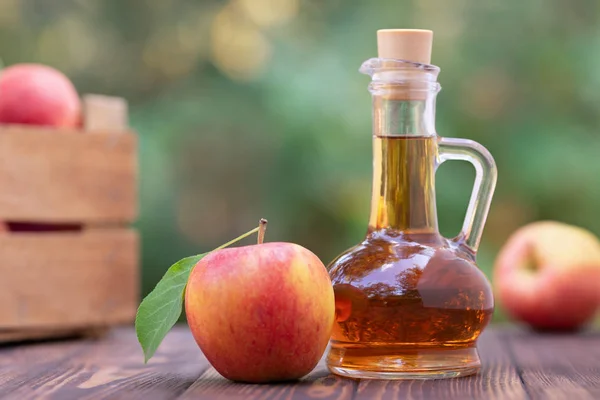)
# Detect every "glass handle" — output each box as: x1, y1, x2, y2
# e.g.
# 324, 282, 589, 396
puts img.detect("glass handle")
437, 137, 497, 252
